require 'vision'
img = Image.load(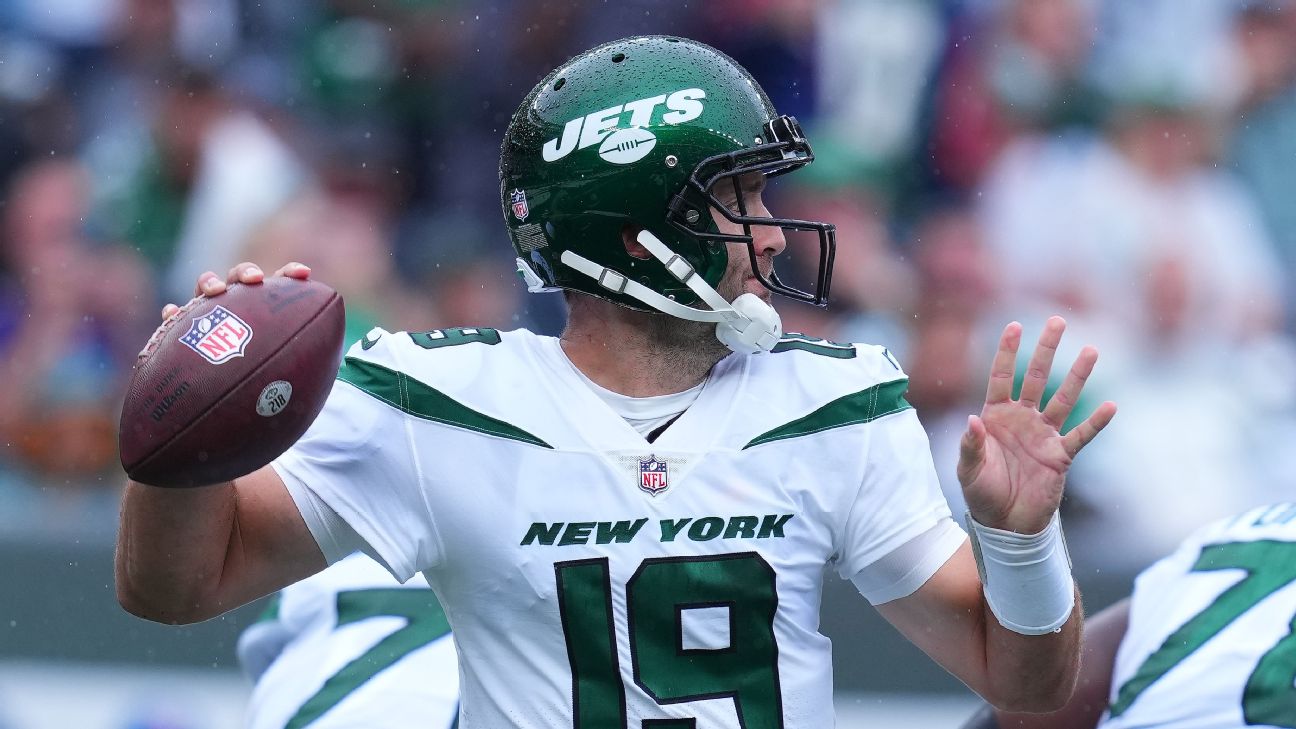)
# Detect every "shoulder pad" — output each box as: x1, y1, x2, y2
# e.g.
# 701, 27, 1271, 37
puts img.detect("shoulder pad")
735, 335, 911, 448
752, 334, 908, 391
337, 327, 555, 449
343, 326, 511, 385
